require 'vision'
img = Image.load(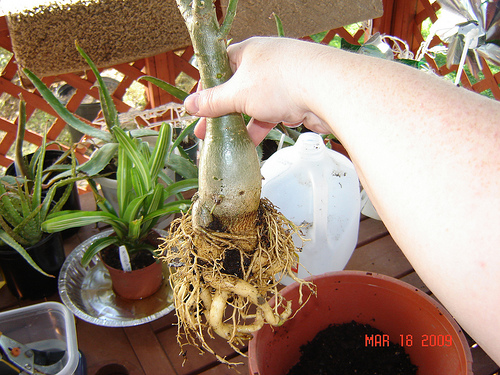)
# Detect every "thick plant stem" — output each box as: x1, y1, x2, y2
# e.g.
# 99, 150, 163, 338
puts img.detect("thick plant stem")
176, 0, 261, 236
